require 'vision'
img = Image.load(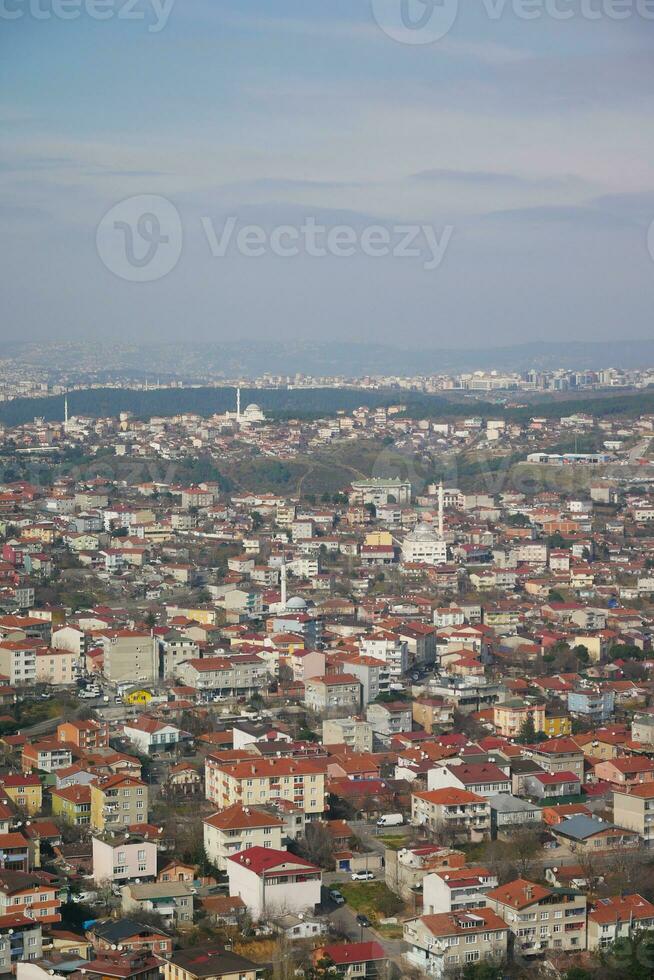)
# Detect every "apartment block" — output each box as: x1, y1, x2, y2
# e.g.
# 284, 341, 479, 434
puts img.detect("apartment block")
90, 775, 148, 832
205, 756, 326, 816
485, 878, 587, 956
